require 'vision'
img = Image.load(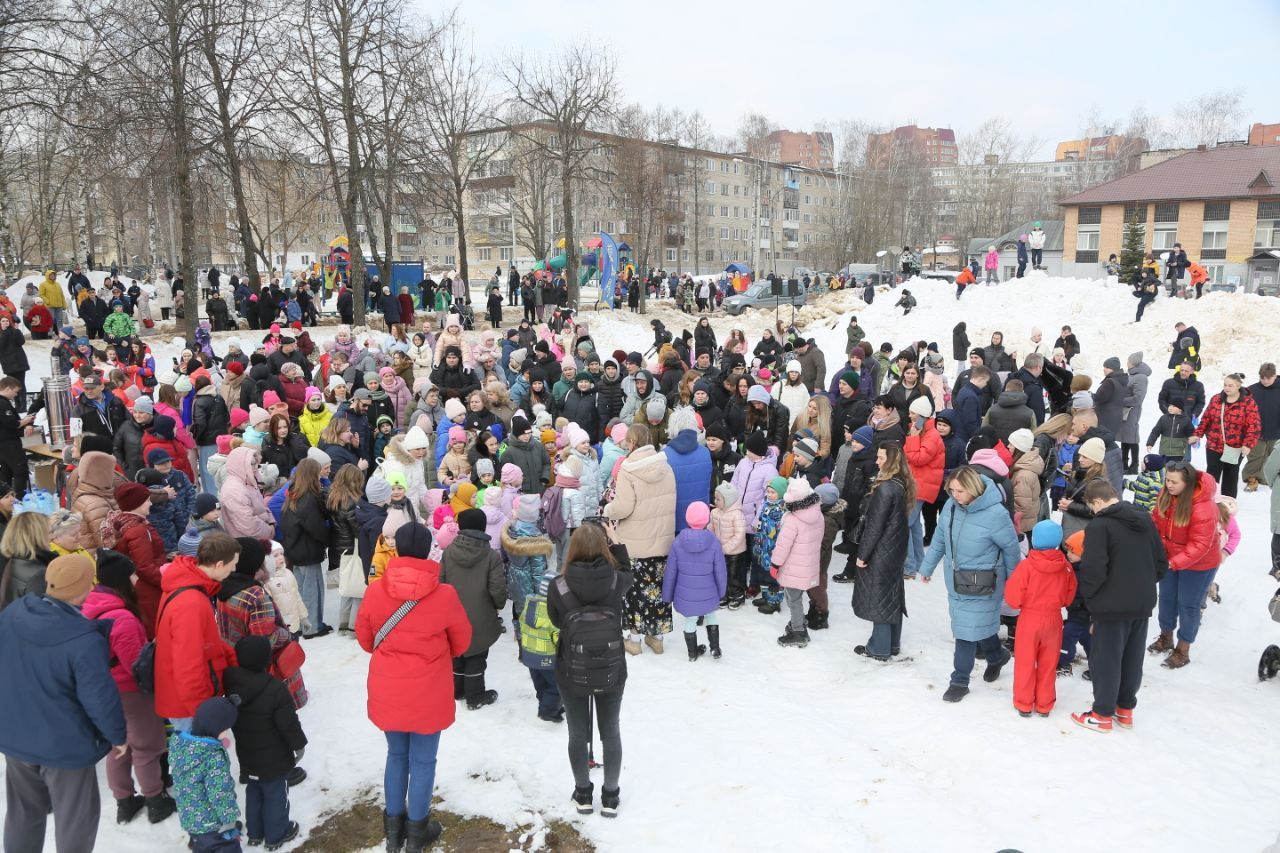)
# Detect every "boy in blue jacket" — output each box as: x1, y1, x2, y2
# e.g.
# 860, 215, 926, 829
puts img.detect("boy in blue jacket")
953, 367, 990, 444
